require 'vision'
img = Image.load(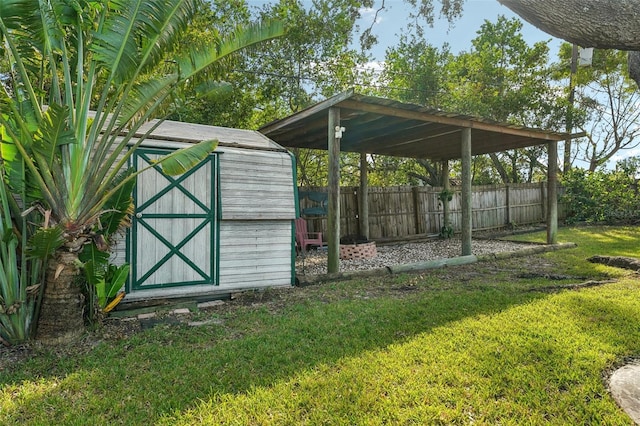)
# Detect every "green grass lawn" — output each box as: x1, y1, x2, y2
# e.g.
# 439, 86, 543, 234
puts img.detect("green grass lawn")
3, 226, 640, 425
